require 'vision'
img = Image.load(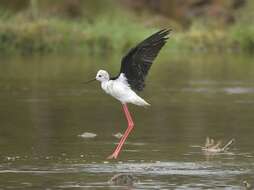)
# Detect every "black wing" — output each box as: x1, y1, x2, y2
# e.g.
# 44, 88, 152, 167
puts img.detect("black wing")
113, 29, 171, 91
